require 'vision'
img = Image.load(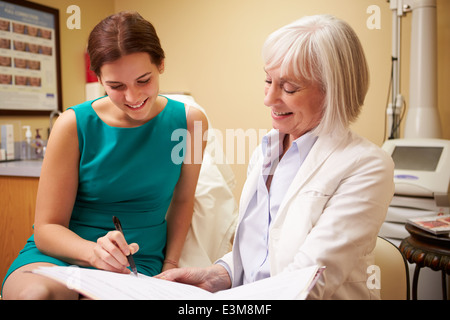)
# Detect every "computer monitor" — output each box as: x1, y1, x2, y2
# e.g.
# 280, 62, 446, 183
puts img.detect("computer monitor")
382, 139, 450, 200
